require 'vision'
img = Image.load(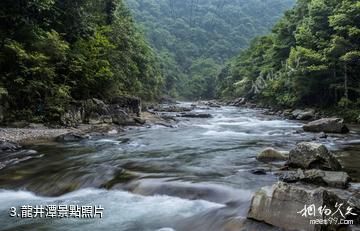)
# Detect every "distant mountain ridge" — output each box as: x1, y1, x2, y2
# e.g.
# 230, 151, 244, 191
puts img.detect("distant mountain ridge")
126, 0, 295, 99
